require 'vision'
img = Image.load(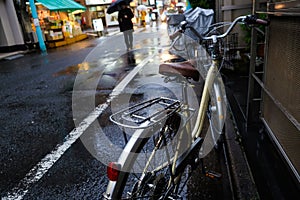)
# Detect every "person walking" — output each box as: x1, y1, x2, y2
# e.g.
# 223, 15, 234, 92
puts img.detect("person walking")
140, 10, 147, 27
118, 2, 134, 51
